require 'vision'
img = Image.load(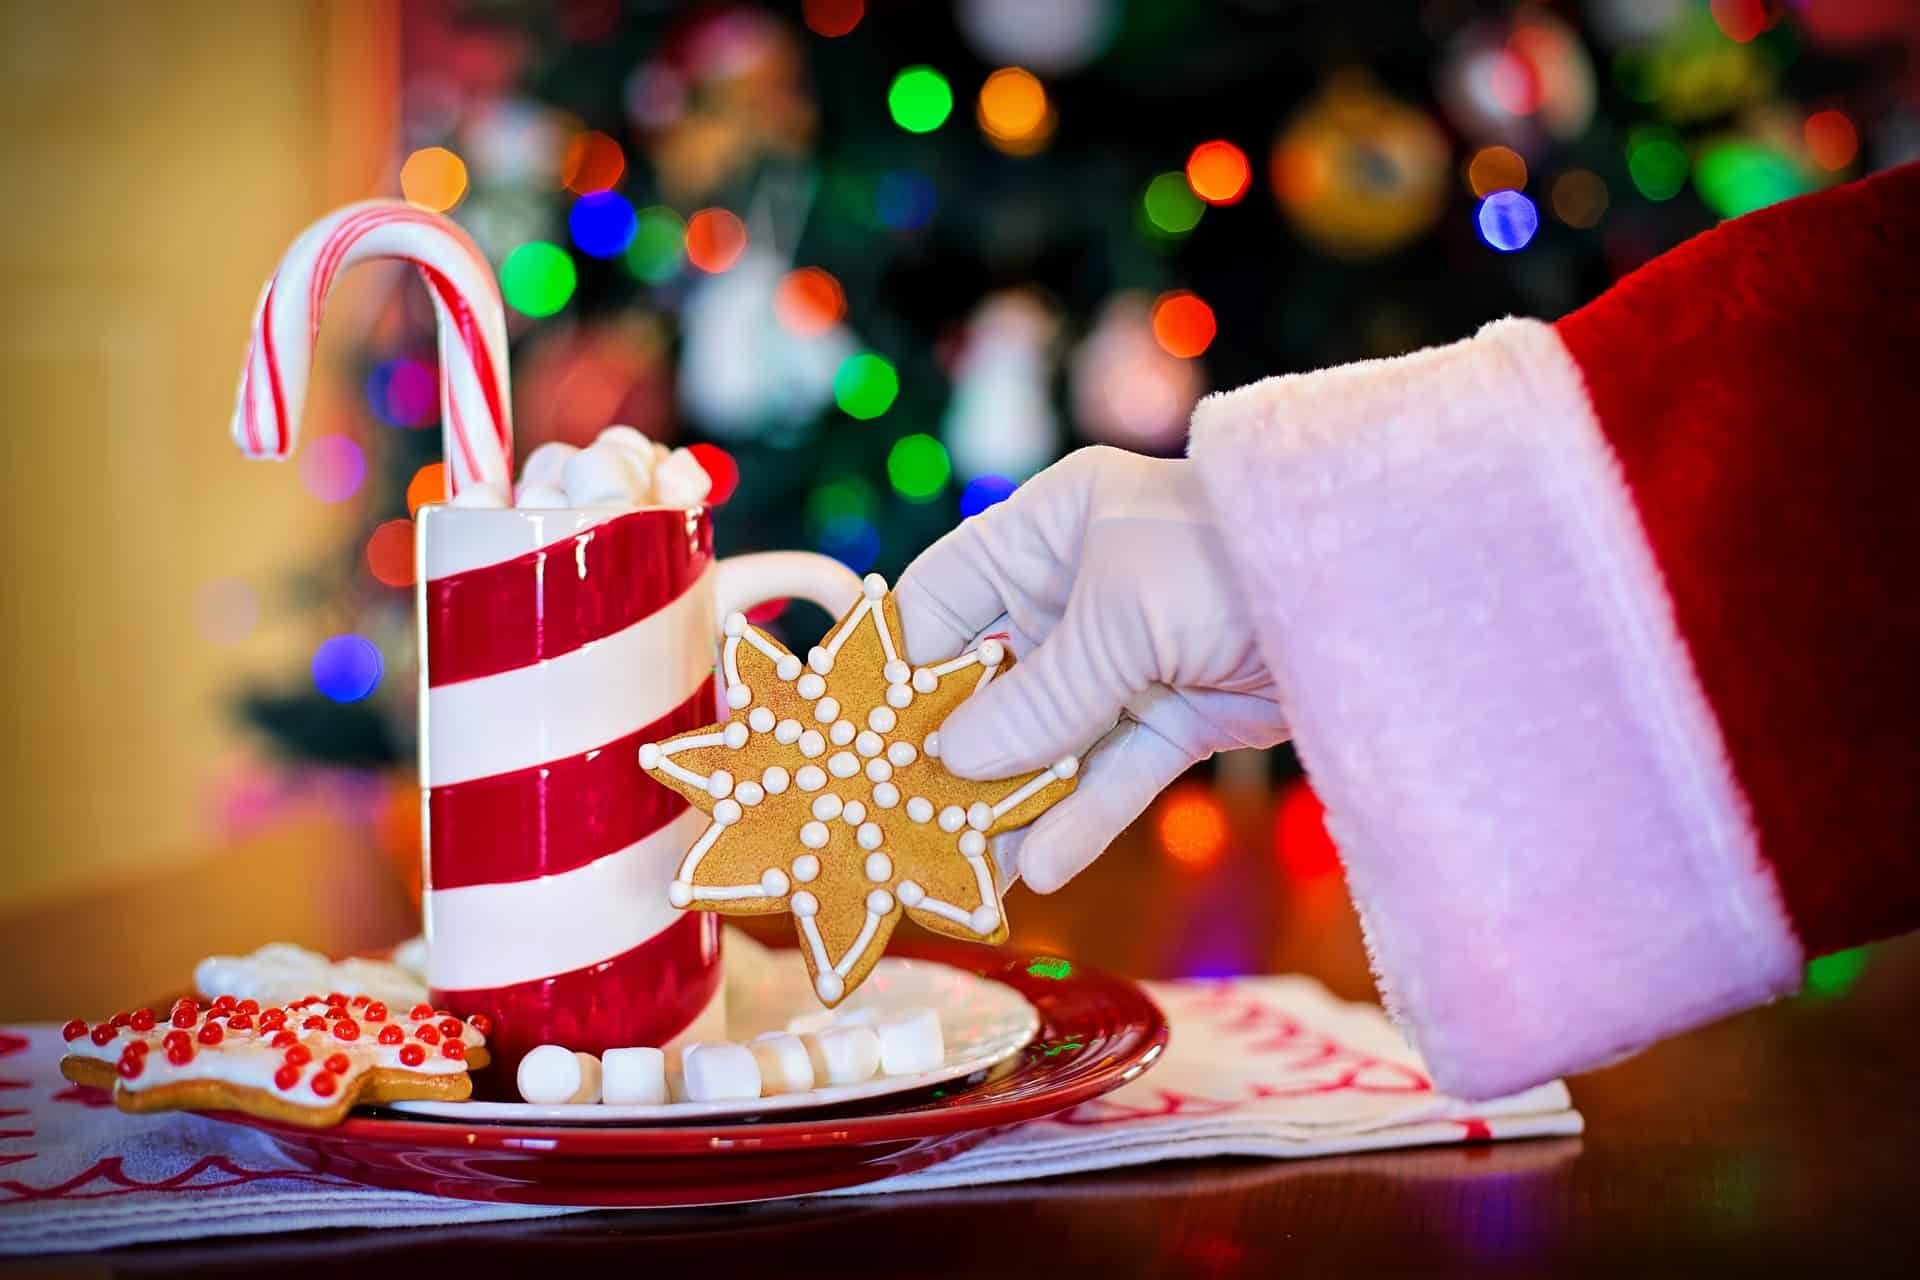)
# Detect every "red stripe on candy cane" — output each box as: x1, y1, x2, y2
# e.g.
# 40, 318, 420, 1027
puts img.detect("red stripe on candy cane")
259, 275, 290, 457
421, 263, 511, 466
